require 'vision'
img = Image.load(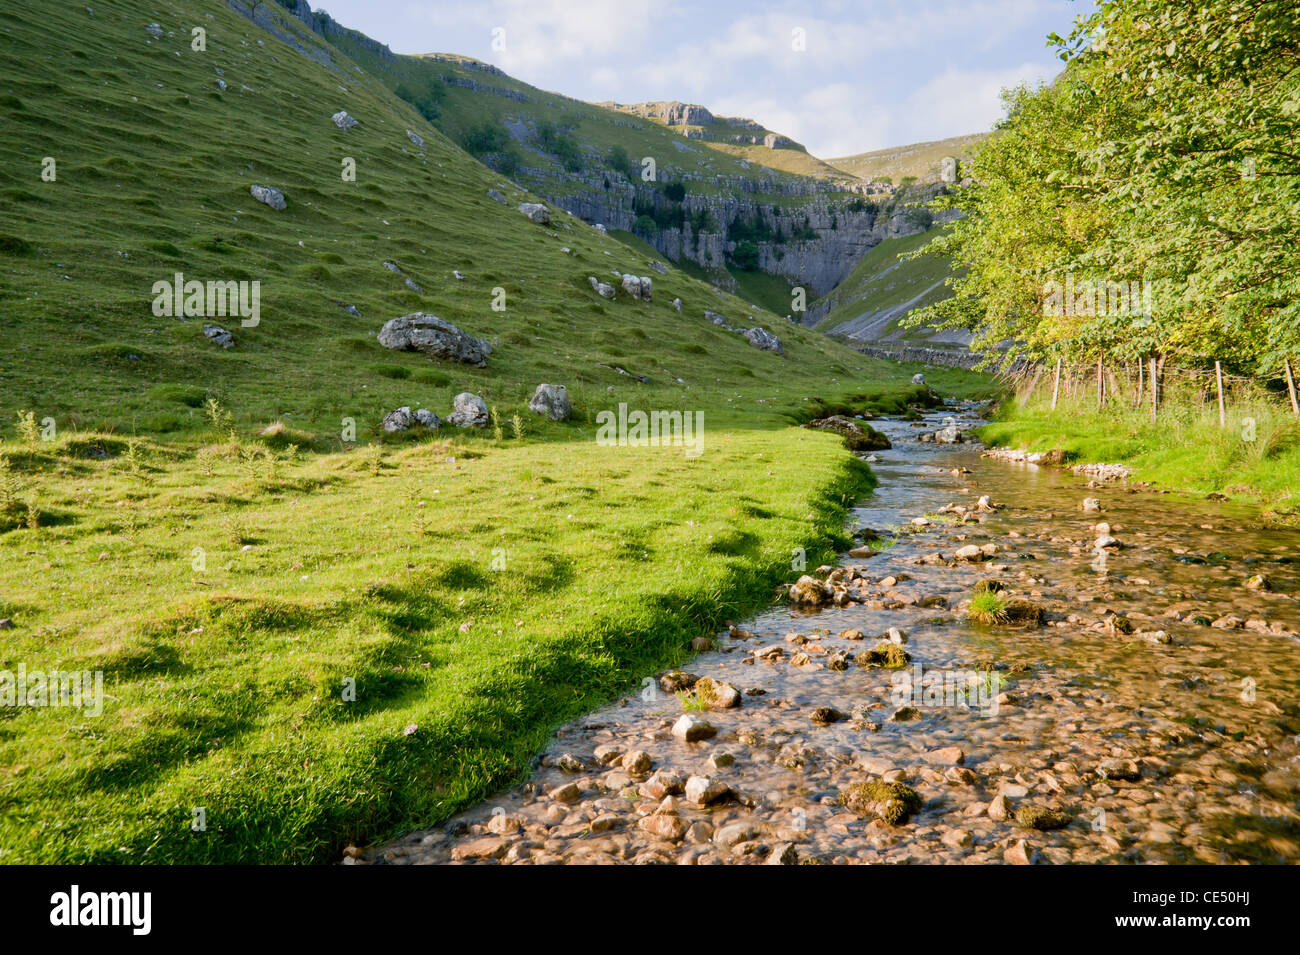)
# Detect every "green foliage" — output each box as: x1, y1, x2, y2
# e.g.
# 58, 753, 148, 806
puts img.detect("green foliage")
732, 239, 760, 271
605, 144, 631, 175
907, 0, 1300, 374
535, 120, 583, 172
664, 182, 686, 202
